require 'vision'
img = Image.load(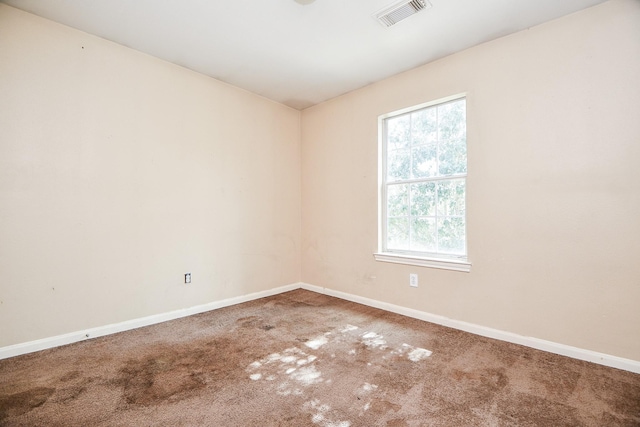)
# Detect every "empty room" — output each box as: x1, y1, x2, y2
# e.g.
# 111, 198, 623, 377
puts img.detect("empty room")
1, 0, 639, 425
